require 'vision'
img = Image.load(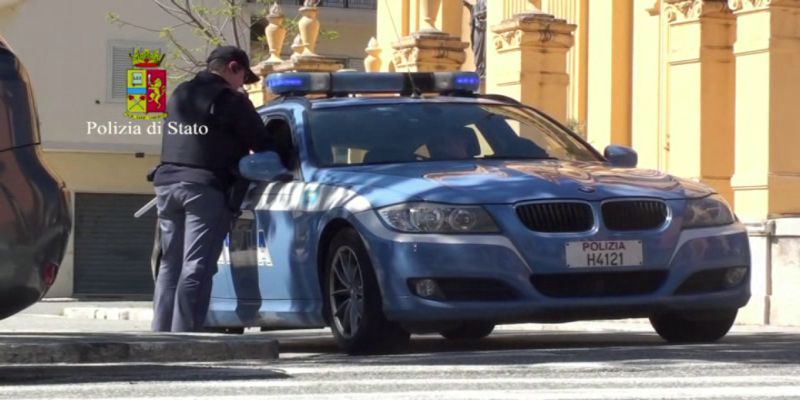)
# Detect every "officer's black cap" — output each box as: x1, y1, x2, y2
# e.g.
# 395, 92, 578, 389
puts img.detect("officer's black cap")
206, 45, 260, 85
